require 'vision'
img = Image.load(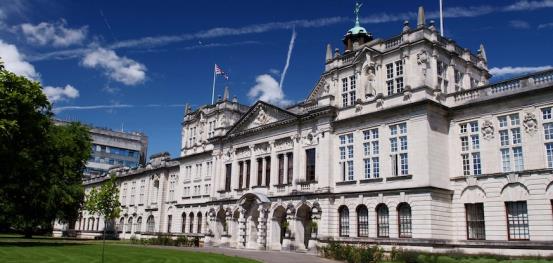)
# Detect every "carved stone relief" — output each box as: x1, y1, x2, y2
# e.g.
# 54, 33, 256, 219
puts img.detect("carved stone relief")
481, 120, 494, 140
523, 112, 538, 134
